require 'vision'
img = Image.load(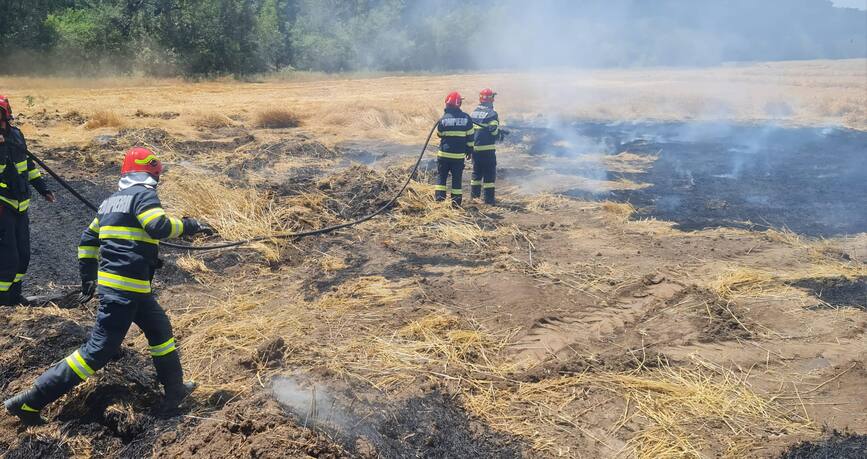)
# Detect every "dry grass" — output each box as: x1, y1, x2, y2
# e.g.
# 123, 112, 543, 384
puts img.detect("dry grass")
711, 258, 867, 301
255, 108, 301, 129
526, 193, 571, 212
315, 276, 415, 312
172, 271, 304, 394
83, 110, 125, 129
191, 112, 235, 129
7, 59, 864, 150
392, 181, 491, 246
160, 170, 303, 258
465, 361, 814, 457
601, 200, 637, 222
328, 311, 516, 391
